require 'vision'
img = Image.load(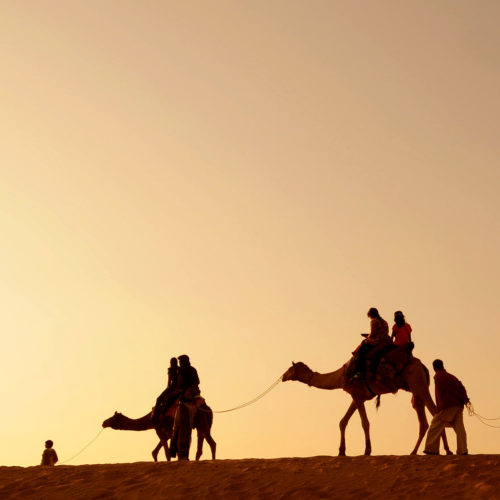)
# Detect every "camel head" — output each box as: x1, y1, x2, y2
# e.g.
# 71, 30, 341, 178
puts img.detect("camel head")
282, 361, 313, 382
102, 411, 124, 429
